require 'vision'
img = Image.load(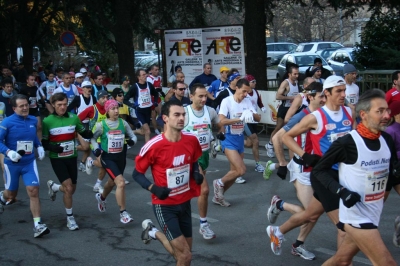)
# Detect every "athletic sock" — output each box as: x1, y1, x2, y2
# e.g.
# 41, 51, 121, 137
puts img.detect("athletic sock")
270, 164, 276, 171
293, 240, 304, 248
66, 208, 73, 216
148, 227, 158, 239
200, 217, 208, 226
33, 217, 41, 227
52, 183, 61, 191
217, 179, 224, 186
276, 200, 285, 211
268, 141, 273, 146
95, 179, 102, 186
275, 227, 283, 238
